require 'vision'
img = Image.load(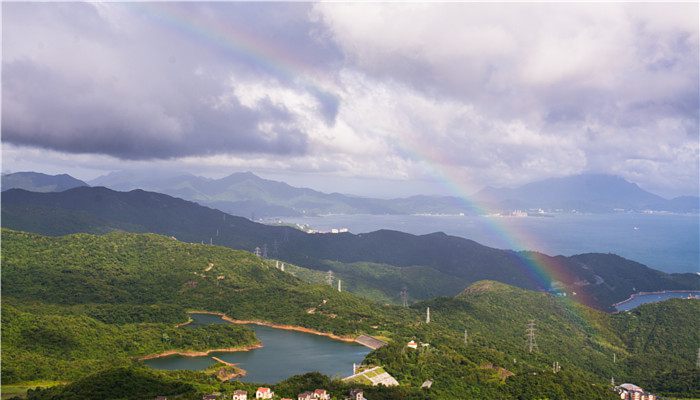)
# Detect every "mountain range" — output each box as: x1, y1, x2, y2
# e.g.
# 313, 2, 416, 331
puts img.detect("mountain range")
3, 186, 697, 311
473, 174, 699, 213
1, 171, 88, 193
3, 170, 697, 216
